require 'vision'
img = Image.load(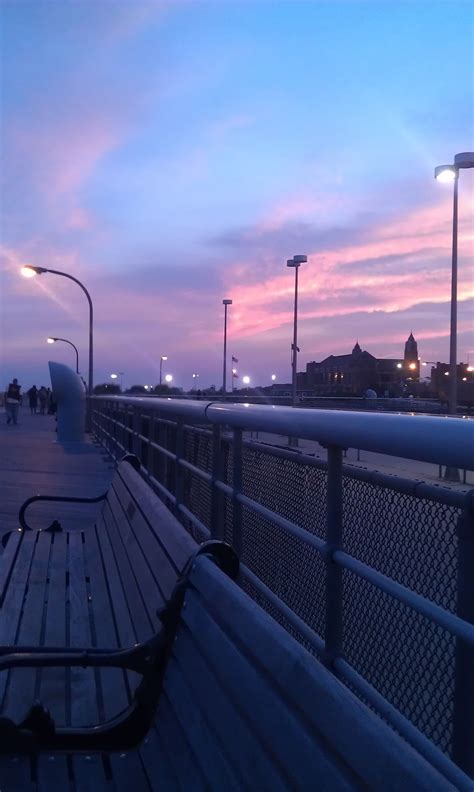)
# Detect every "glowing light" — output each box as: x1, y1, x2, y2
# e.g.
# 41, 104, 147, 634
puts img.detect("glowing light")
271, 374, 277, 381
110, 374, 118, 380
467, 366, 474, 372
462, 377, 467, 382
161, 355, 168, 361
444, 371, 449, 376
21, 266, 37, 278
396, 363, 403, 369
165, 374, 173, 383
435, 166, 456, 183
47, 337, 55, 344
408, 363, 416, 370
242, 375, 250, 385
